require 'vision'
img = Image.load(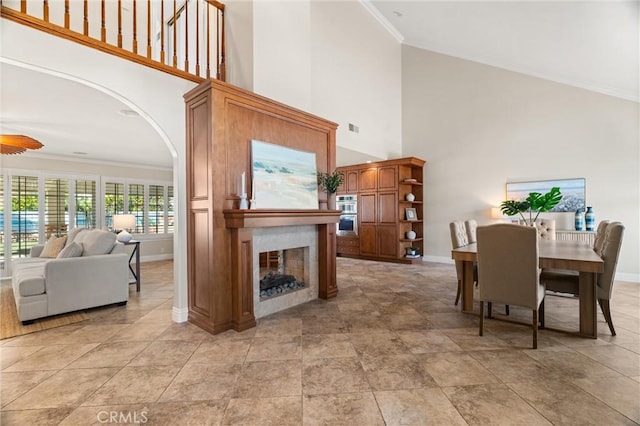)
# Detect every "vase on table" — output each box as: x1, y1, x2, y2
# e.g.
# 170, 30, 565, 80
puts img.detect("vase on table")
575, 209, 584, 231
585, 206, 595, 231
